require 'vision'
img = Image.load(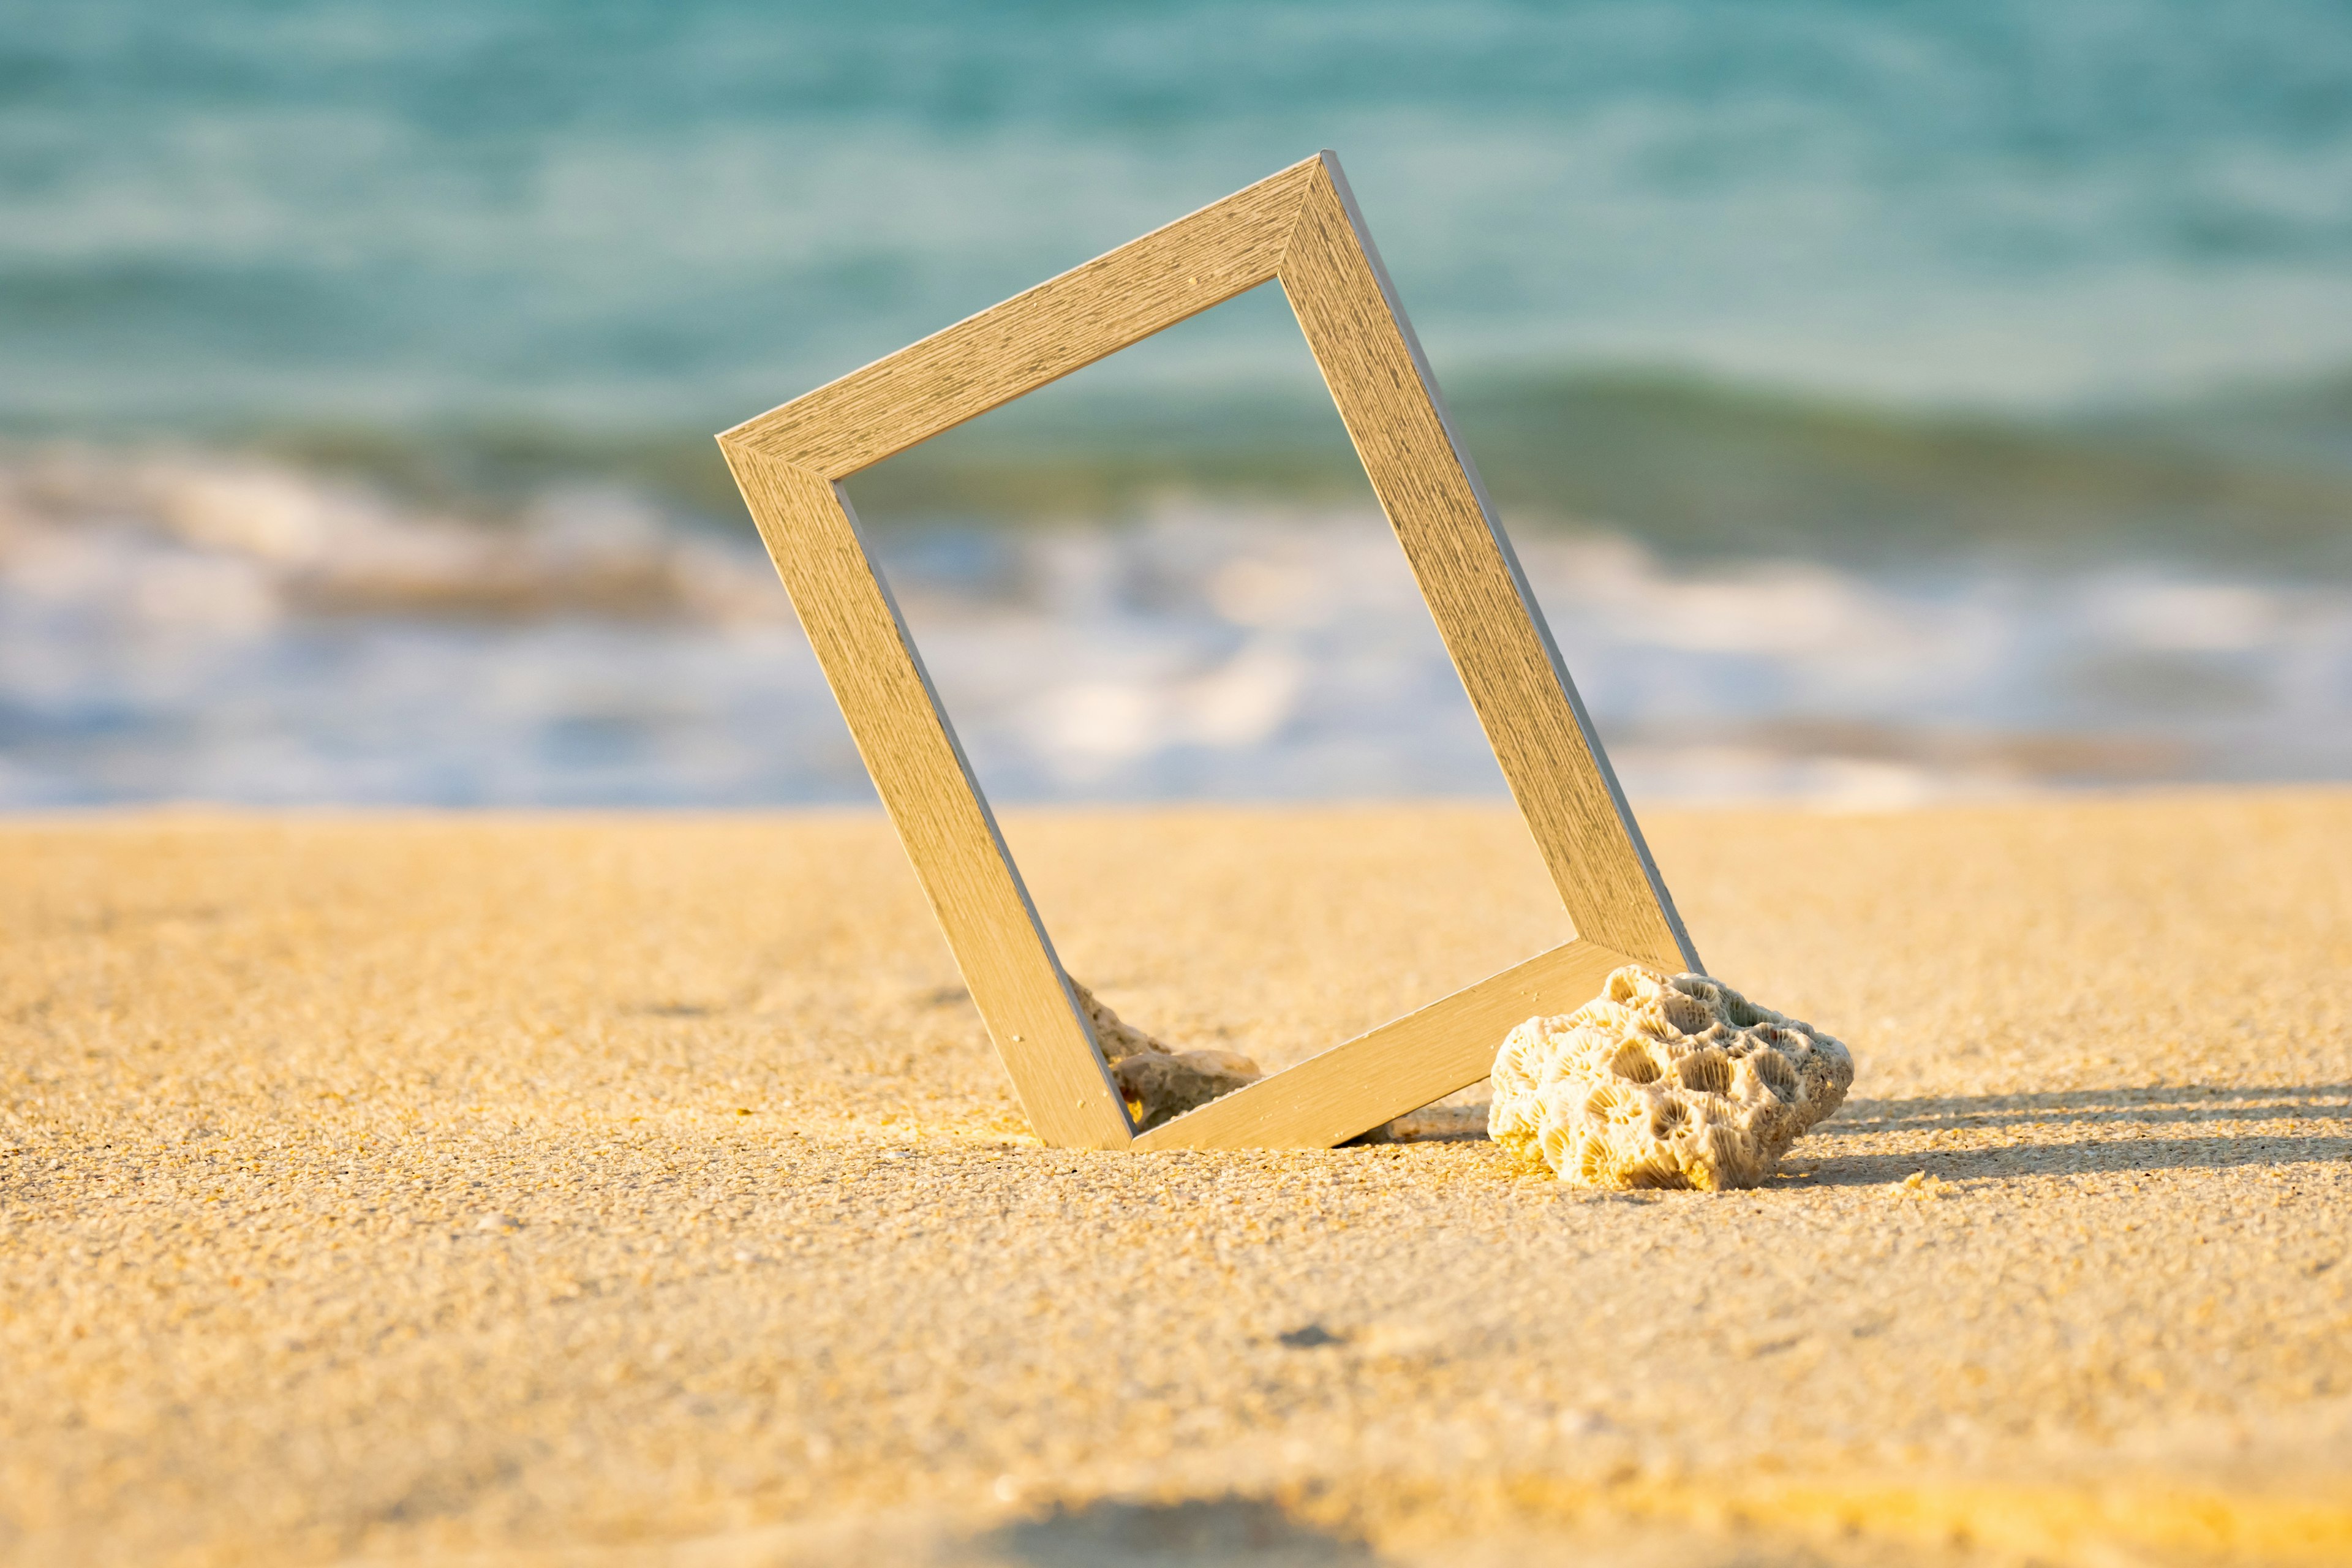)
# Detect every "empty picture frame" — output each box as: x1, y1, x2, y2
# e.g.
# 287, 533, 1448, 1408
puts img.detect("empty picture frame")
718, 151, 1702, 1151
